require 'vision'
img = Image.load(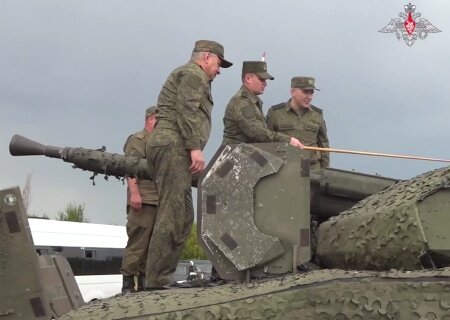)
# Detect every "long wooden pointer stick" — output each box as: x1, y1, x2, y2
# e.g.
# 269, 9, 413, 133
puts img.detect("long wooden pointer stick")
303, 146, 450, 163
